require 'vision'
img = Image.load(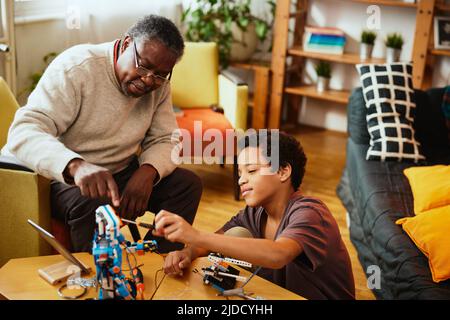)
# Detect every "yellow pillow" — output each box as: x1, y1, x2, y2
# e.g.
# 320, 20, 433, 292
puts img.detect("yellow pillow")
396, 205, 450, 283
403, 165, 450, 214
